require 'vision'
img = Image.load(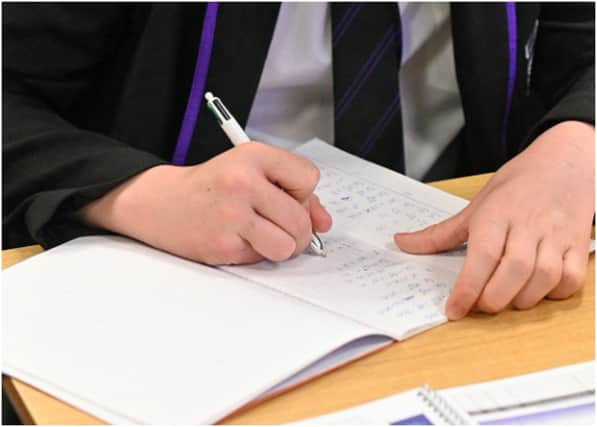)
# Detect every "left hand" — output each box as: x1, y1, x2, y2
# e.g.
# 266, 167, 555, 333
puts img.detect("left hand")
394, 121, 595, 320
